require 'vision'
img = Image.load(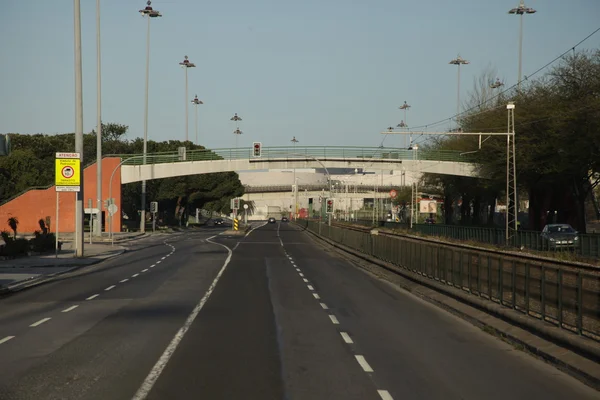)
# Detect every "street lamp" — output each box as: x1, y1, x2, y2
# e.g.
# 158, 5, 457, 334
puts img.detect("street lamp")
398, 101, 410, 148
74, 0, 84, 256
508, 1, 536, 92
291, 136, 299, 218
191, 95, 203, 146
179, 55, 196, 143
230, 113, 242, 148
449, 55, 469, 128
95, 0, 103, 237
139, 0, 161, 234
